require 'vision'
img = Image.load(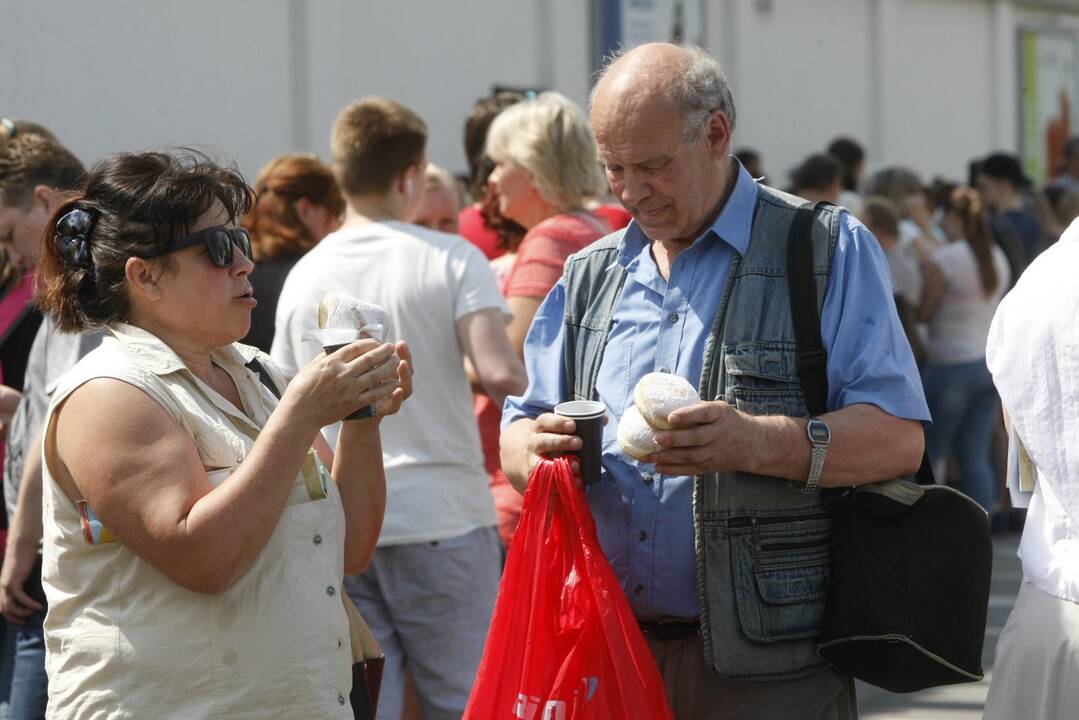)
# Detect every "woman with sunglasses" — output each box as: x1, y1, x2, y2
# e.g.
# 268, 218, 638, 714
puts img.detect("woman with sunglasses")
33, 150, 411, 719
